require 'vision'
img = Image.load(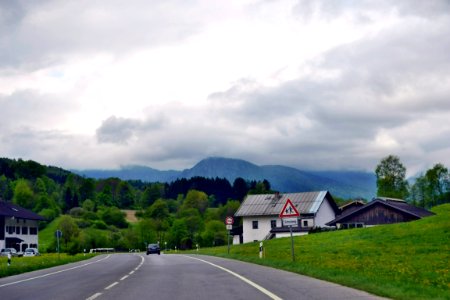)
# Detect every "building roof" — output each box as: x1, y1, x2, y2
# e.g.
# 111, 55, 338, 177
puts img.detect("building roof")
235, 191, 339, 217
0, 201, 45, 220
326, 197, 434, 226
